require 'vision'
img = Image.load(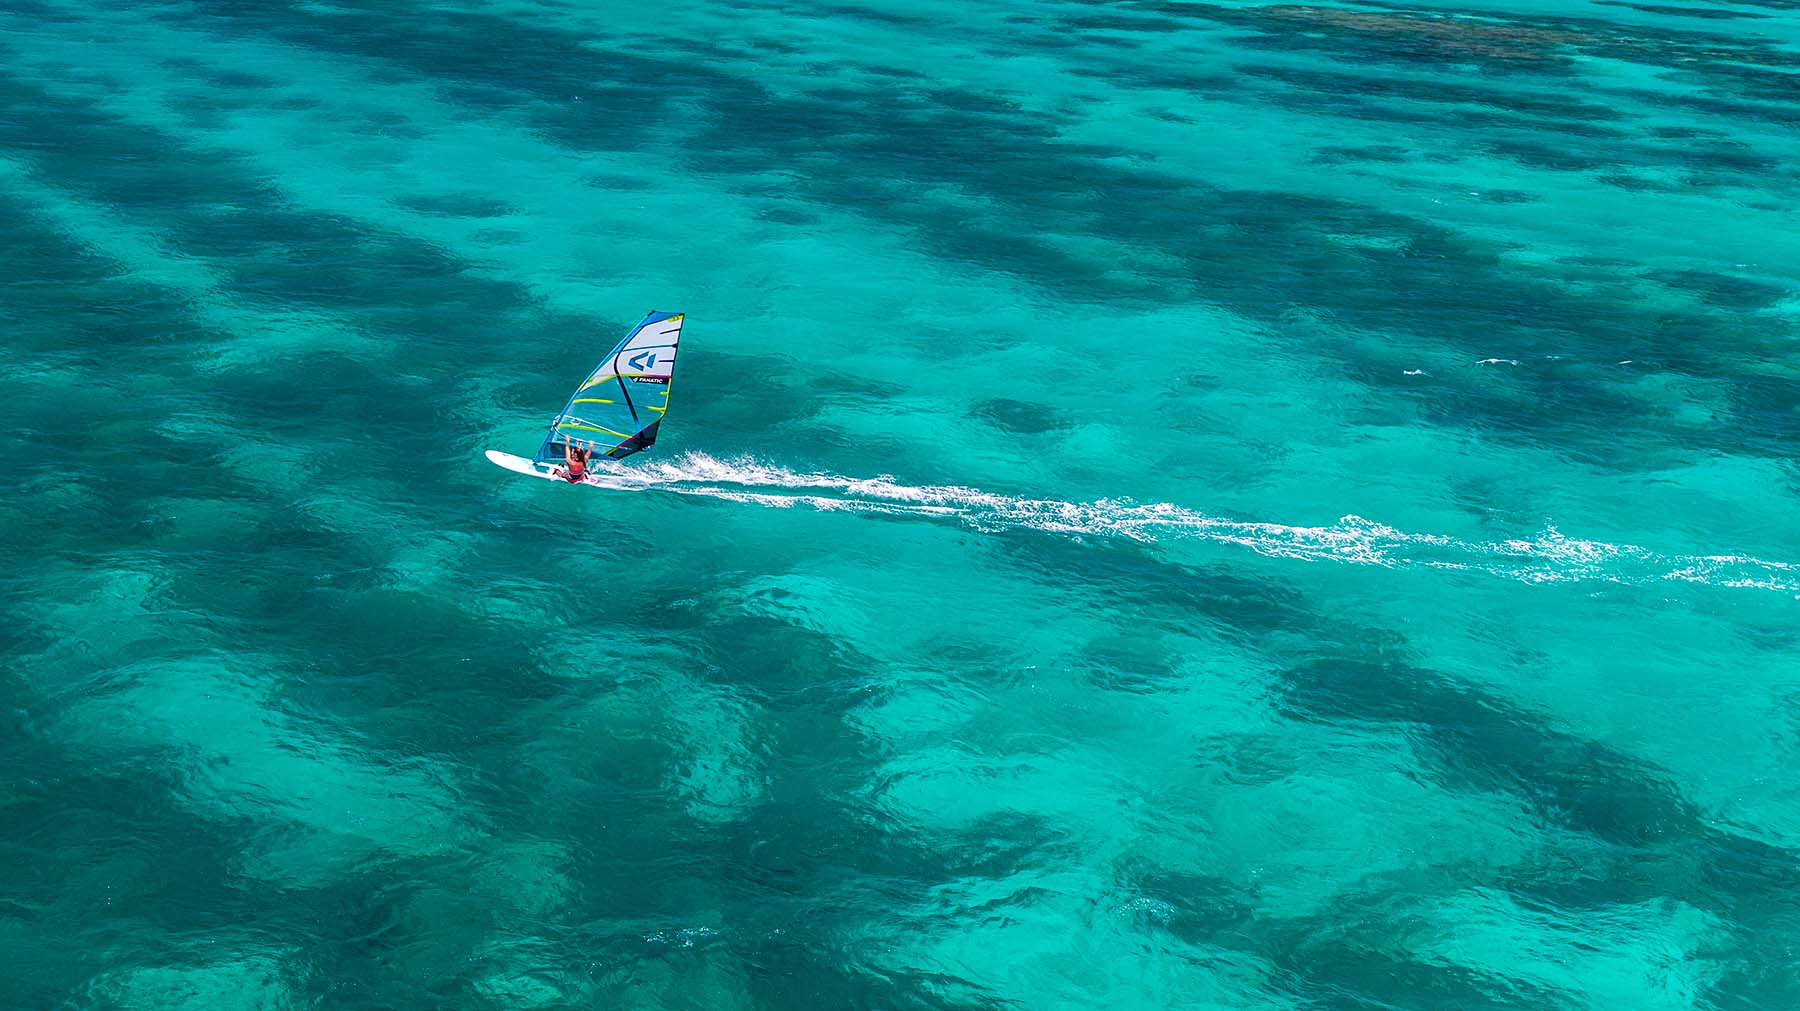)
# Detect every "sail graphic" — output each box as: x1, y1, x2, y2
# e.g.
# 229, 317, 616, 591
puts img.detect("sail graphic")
533, 311, 683, 465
